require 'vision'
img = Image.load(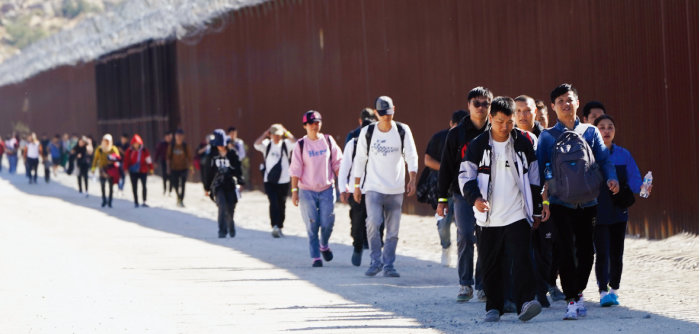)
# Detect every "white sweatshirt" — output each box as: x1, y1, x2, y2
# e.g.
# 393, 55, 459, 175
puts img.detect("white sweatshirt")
352, 121, 418, 195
